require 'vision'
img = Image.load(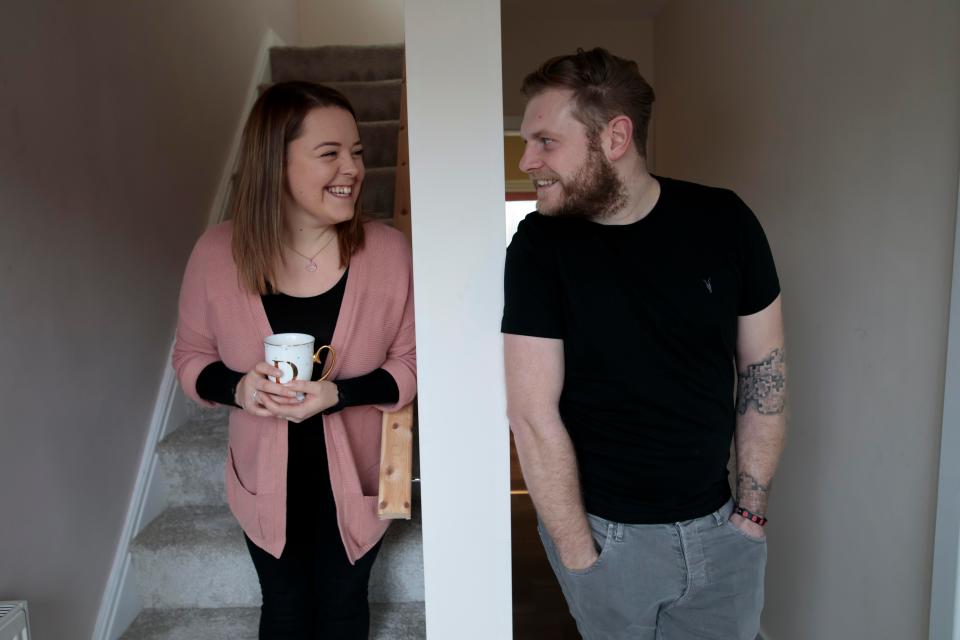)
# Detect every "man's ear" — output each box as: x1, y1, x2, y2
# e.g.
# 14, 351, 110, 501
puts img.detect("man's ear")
604, 115, 634, 161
